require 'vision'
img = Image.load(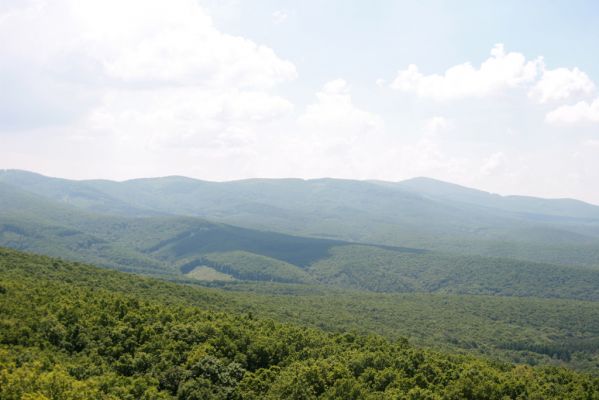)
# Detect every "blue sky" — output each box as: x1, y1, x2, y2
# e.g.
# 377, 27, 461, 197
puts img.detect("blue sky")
1, 0, 599, 202
216, 1, 599, 85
